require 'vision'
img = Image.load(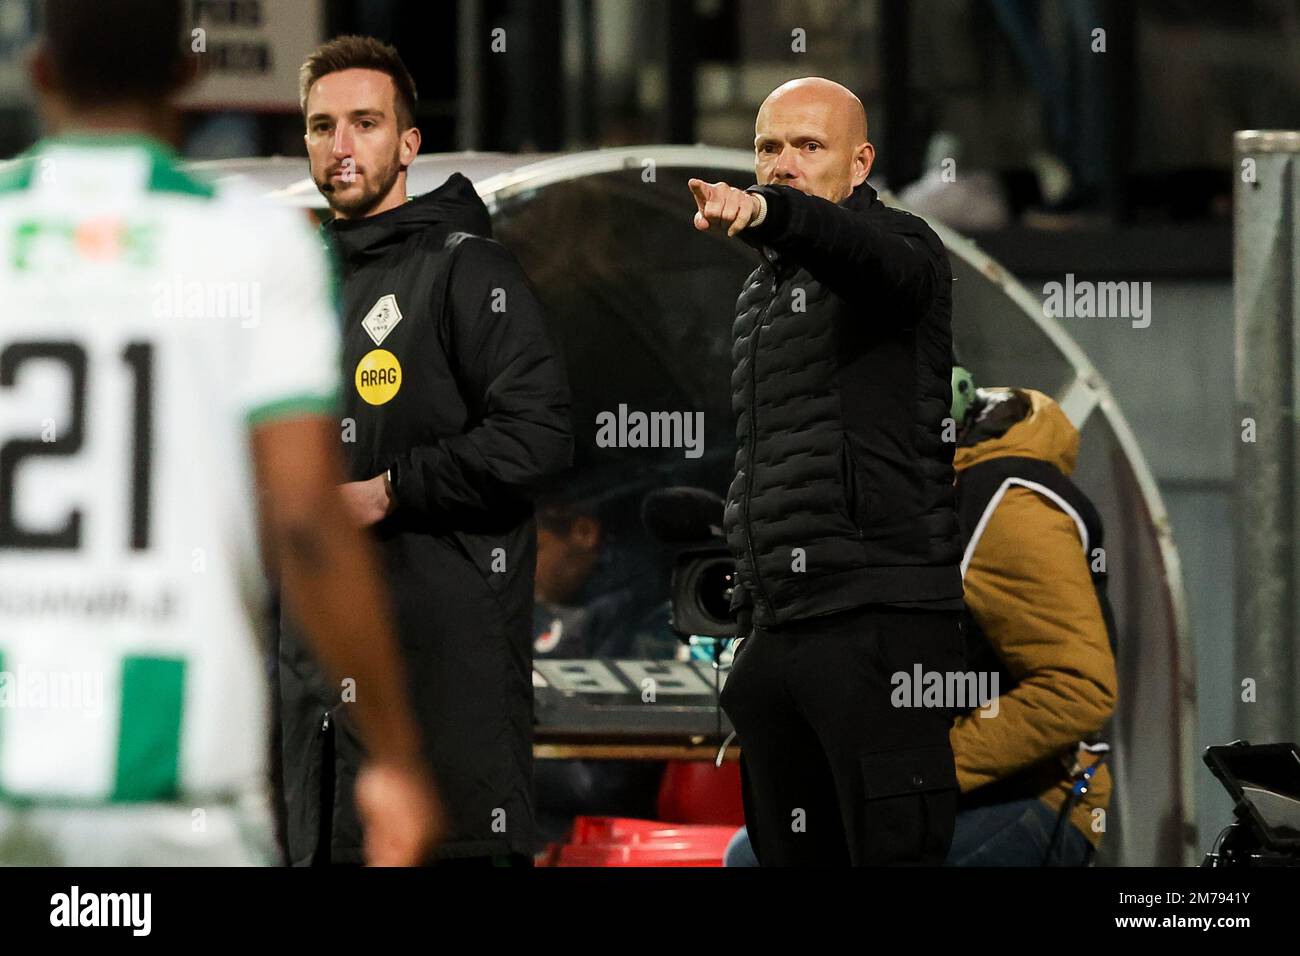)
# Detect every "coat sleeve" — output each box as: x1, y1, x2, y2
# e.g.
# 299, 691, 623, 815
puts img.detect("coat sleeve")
950, 486, 1118, 794
387, 236, 573, 521
745, 183, 940, 315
